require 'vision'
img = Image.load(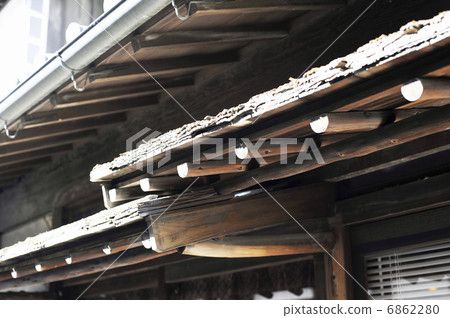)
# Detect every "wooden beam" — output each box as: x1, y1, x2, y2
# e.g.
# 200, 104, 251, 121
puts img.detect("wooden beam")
401, 78, 450, 102
317, 133, 359, 147
235, 140, 303, 159
132, 28, 288, 52
296, 130, 450, 183
191, 0, 345, 15
0, 144, 73, 168
88, 52, 239, 83
24, 96, 158, 124
182, 232, 335, 258
139, 176, 196, 192
177, 160, 247, 178
109, 187, 151, 203
148, 183, 335, 252
0, 248, 176, 292
337, 172, 450, 225
215, 105, 450, 194
309, 109, 425, 134
54, 75, 194, 106
0, 130, 97, 157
